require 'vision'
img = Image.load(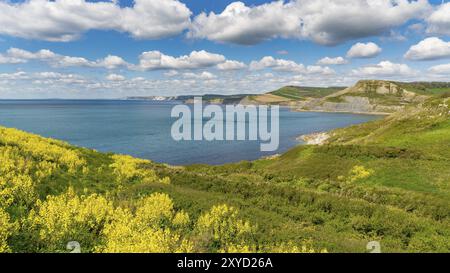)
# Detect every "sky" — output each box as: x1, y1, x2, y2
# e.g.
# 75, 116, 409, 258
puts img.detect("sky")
0, 0, 449, 99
